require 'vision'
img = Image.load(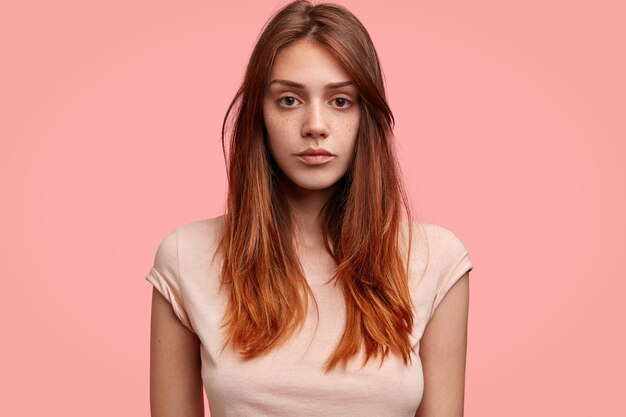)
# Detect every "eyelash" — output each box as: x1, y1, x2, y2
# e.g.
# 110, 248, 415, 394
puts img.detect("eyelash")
277, 96, 353, 109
